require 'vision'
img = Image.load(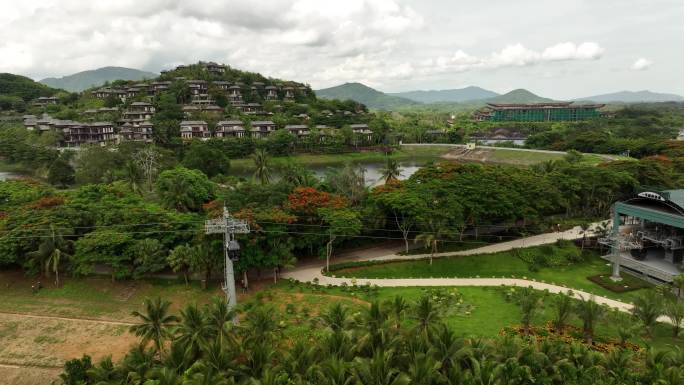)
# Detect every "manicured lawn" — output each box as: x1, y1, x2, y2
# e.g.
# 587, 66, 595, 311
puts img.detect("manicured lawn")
275, 282, 682, 349
329, 247, 652, 302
